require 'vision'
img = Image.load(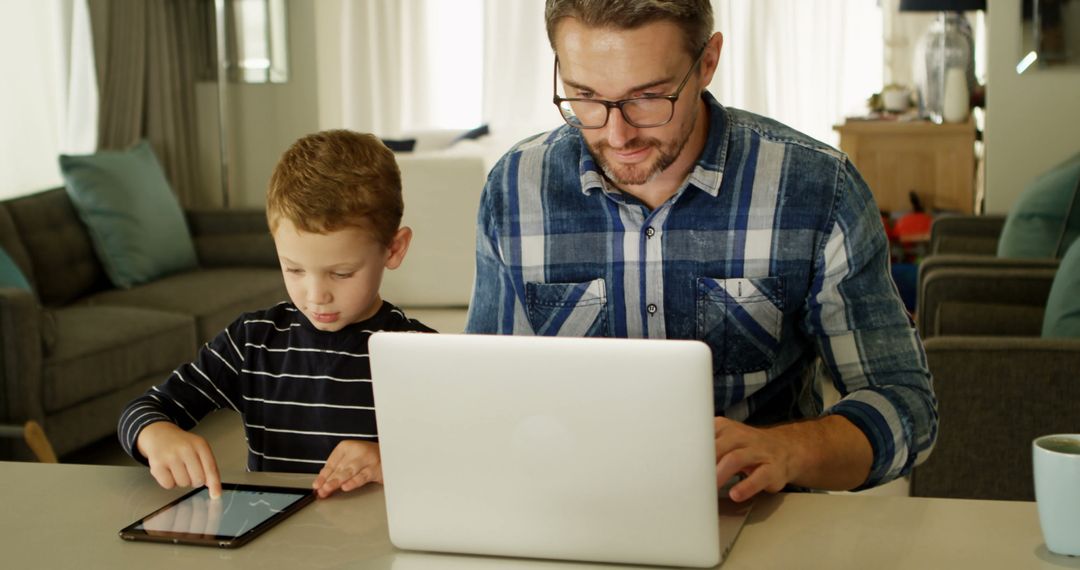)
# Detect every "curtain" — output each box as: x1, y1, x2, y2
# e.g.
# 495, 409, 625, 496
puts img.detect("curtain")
481, 0, 562, 138
335, 1, 883, 147
710, 0, 884, 146
340, 0, 433, 137
340, 0, 493, 137
0, 0, 97, 199
88, 0, 204, 206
